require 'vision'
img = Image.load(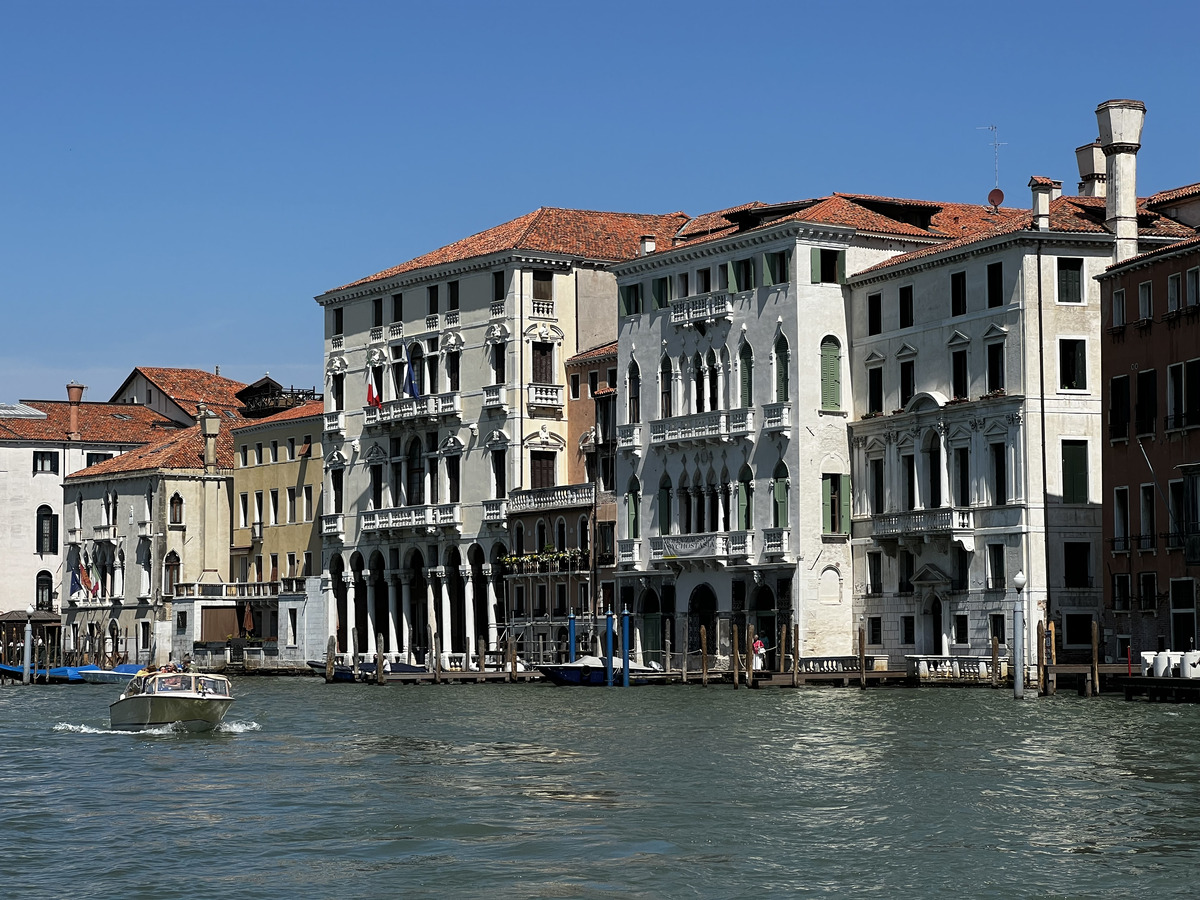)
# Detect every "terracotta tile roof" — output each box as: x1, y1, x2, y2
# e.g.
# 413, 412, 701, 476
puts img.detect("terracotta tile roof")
232, 399, 325, 431
1028, 176, 1061, 187
333, 208, 691, 292
0, 401, 176, 444
567, 341, 619, 364
1104, 234, 1200, 272
1147, 182, 1200, 206
672, 202, 766, 244
67, 422, 235, 479
123, 367, 248, 418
